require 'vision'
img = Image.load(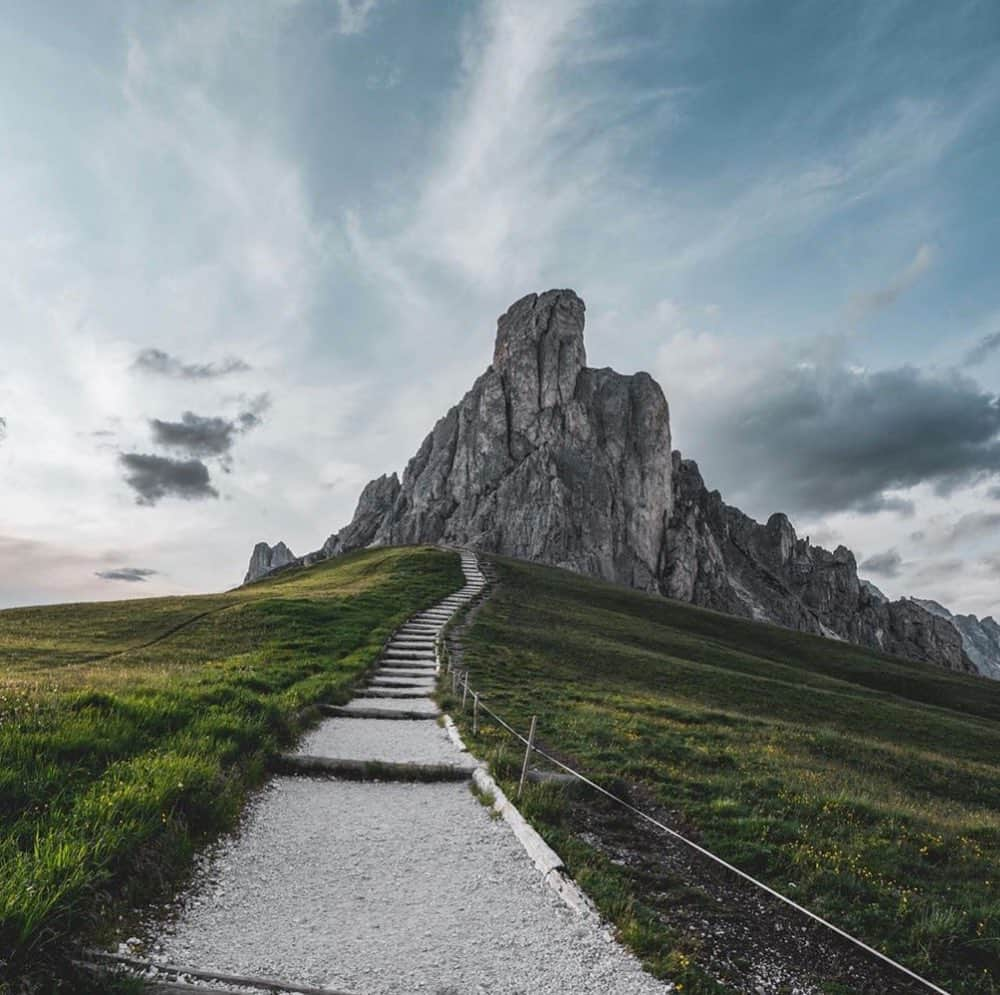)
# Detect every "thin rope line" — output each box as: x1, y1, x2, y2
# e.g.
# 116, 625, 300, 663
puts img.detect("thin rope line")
469, 690, 951, 995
